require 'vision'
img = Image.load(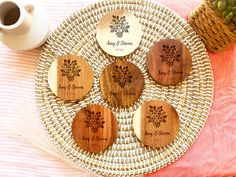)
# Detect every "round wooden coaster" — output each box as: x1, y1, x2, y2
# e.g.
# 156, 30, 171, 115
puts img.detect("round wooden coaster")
133, 100, 180, 148
72, 104, 118, 153
48, 54, 94, 101
100, 60, 144, 107
146, 39, 192, 86
96, 10, 143, 57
